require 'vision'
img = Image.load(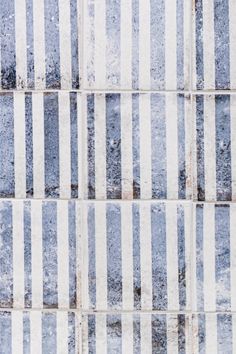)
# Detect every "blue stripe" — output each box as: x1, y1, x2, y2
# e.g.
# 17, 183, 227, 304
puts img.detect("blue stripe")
151, 203, 167, 310
132, 94, 140, 199
0, 0, 16, 89
133, 204, 141, 309
24, 201, 32, 308
0, 312, 11, 354
215, 205, 231, 311
176, 0, 184, 89
70, 92, 78, 198
107, 315, 122, 352
0, 202, 13, 307
23, 312, 30, 354
196, 204, 204, 312
214, 0, 230, 89
44, 93, 60, 198
68, 312, 76, 354
42, 313, 57, 353
178, 315, 185, 354
88, 204, 96, 308
217, 314, 232, 353
215, 95, 231, 201
69, 201, 77, 309
132, 0, 139, 89
150, 0, 165, 90
0, 94, 15, 197
106, 94, 121, 199
152, 314, 167, 353
151, 94, 167, 199
42, 202, 58, 308
25, 93, 33, 197
133, 315, 141, 354
178, 94, 186, 199
88, 315, 96, 354
107, 204, 122, 309
177, 205, 186, 310
198, 314, 205, 353
196, 95, 205, 201
87, 94, 95, 199
70, 0, 80, 88
26, 0, 35, 89
195, 0, 204, 89
44, 0, 61, 88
